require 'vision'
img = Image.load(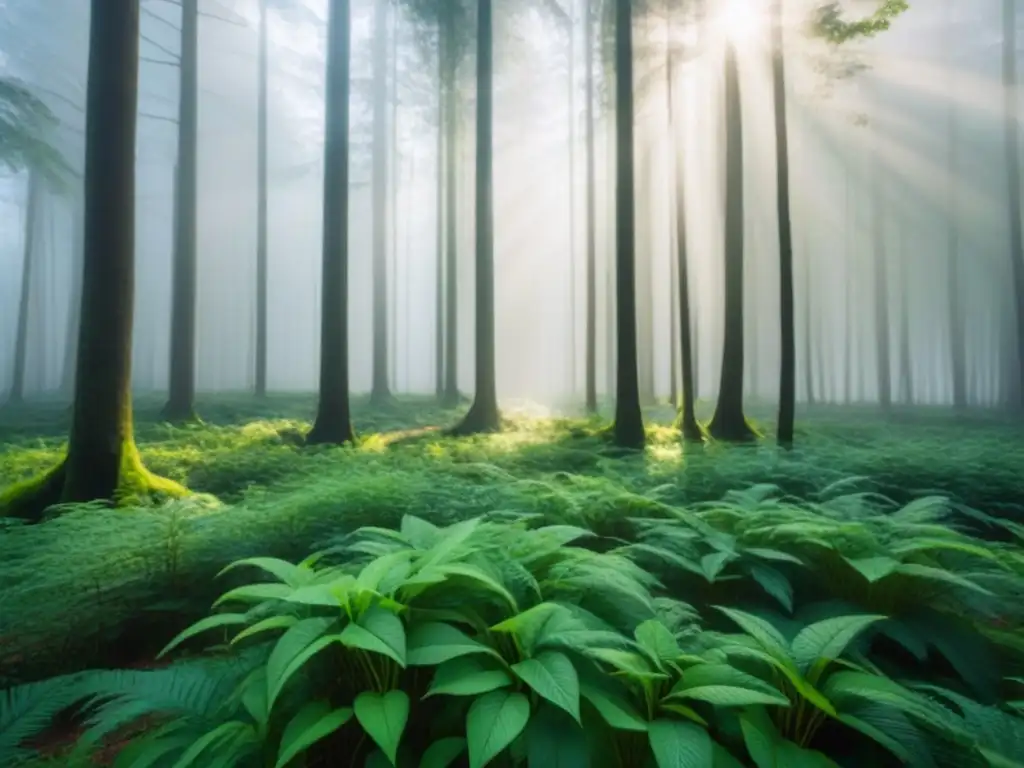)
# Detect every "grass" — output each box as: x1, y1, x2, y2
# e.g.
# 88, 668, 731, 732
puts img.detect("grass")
0, 393, 1022, 689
